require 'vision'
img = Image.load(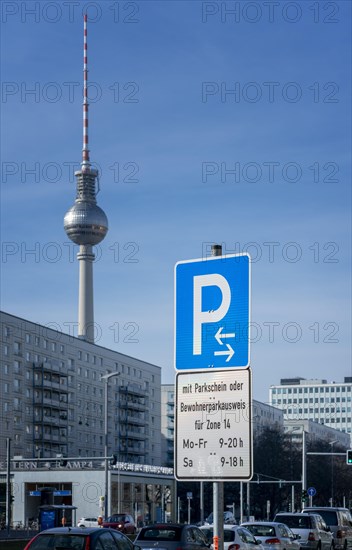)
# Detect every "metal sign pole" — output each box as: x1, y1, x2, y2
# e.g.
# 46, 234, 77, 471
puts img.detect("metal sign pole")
6, 438, 11, 535
200, 482, 204, 525
213, 483, 219, 550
